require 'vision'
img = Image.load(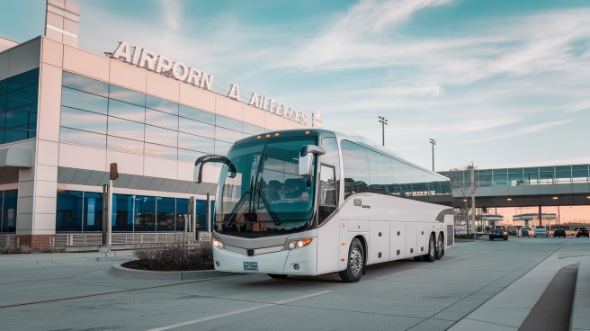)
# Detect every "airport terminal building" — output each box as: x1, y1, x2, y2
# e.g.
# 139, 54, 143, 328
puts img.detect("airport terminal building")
0, 0, 320, 249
